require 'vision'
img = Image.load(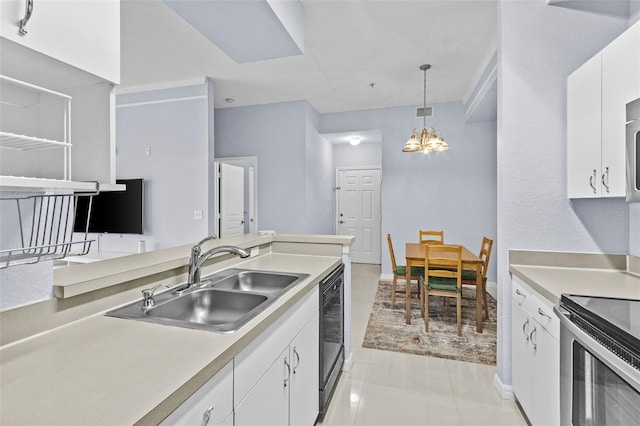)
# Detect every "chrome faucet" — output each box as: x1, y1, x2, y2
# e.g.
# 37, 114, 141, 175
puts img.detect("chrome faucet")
189, 235, 218, 279
187, 241, 250, 288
